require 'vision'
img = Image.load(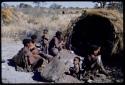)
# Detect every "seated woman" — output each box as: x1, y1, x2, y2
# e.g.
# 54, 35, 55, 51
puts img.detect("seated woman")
49, 31, 65, 56
12, 39, 43, 72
